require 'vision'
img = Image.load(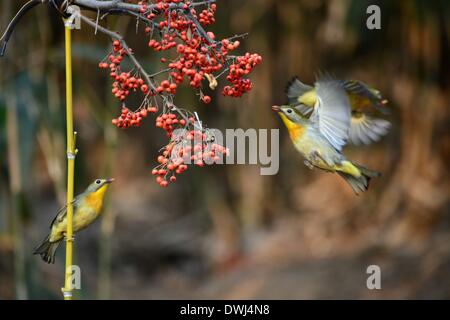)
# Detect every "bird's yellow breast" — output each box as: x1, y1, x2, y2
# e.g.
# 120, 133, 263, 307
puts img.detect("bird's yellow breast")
49, 184, 110, 242
84, 184, 109, 214
278, 113, 306, 142
72, 185, 109, 232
